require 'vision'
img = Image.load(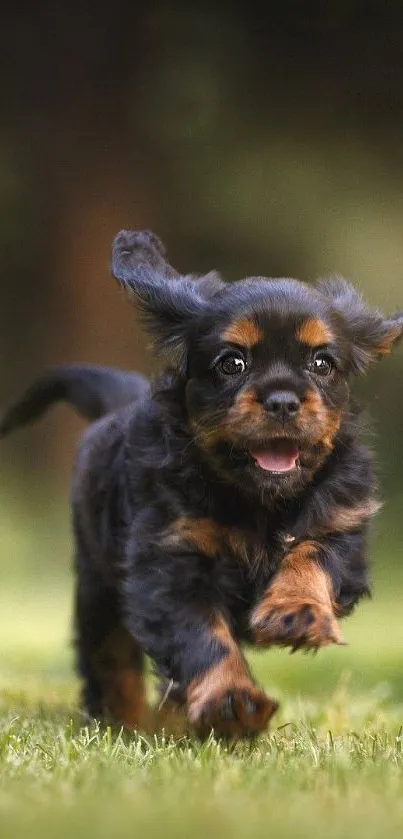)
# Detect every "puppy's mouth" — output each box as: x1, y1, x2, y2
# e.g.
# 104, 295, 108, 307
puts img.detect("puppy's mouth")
250, 439, 300, 474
